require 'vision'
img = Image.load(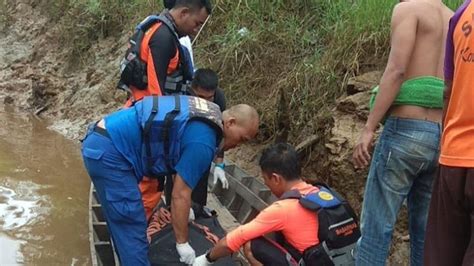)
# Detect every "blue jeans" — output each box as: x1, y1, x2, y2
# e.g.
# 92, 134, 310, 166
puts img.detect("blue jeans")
356, 117, 440, 266
82, 127, 150, 266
